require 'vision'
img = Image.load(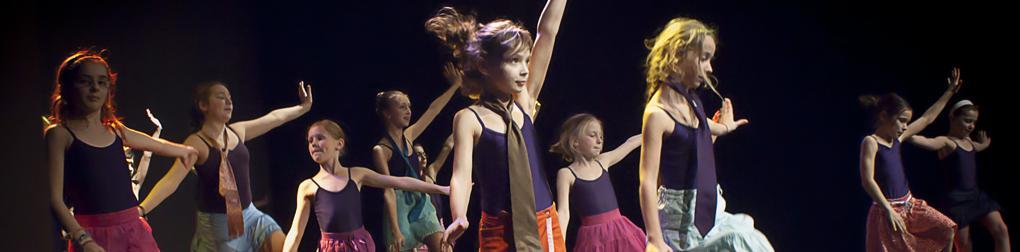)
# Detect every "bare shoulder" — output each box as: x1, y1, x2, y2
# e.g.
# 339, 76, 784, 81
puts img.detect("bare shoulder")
44, 124, 73, 147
